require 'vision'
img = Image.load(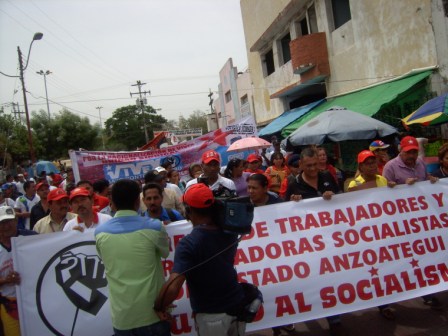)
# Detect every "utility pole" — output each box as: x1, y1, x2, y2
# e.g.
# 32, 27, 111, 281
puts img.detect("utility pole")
36, 70, 52, 118
11, 103, 25, 125
130, 80, 151, 143
18, 46, 36, 163
96, 106, 106, 150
